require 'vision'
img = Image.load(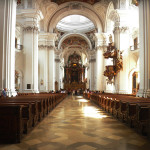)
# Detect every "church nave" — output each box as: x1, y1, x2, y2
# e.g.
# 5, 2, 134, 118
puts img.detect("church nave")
0, 96, 150, 150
